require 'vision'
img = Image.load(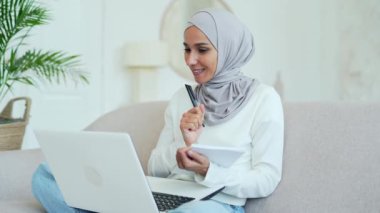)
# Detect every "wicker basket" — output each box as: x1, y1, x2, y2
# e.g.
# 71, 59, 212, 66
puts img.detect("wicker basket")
0, 97, 31, 151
